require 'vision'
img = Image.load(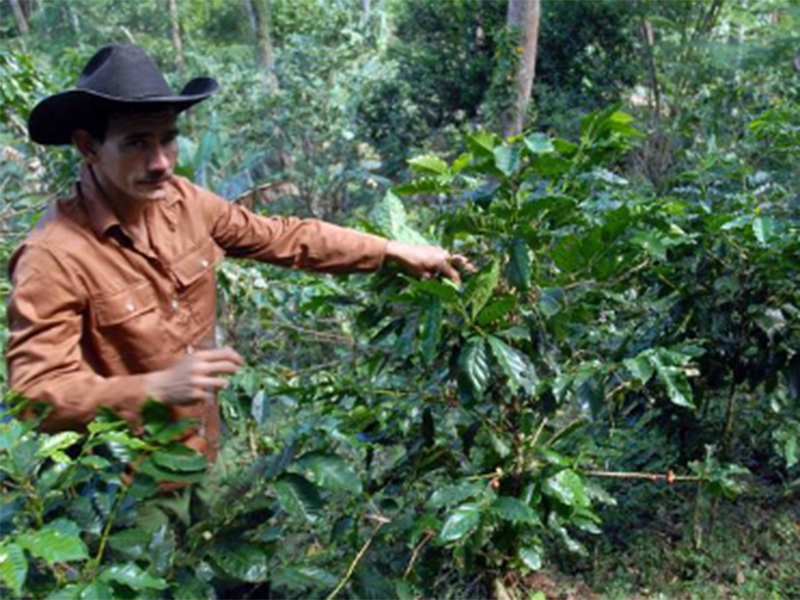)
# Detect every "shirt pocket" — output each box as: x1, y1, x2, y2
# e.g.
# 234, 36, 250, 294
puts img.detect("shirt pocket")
92, 280, 163, 365
172, 238, 222, 329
